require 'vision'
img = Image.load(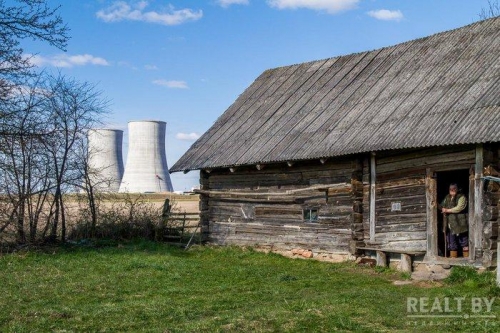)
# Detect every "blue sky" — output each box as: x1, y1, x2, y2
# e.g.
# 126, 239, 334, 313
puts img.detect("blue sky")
21, 0, 493, 191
